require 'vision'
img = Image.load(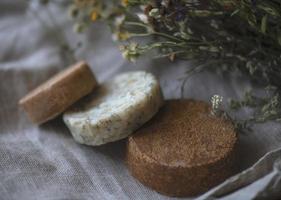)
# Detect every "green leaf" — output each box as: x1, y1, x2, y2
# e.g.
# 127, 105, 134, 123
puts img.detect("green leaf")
231, 9, 240, 17
247, 13, 257, 27
261, 15, 268, 34
258, 5, 280, 17
246, 61, 256, 75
